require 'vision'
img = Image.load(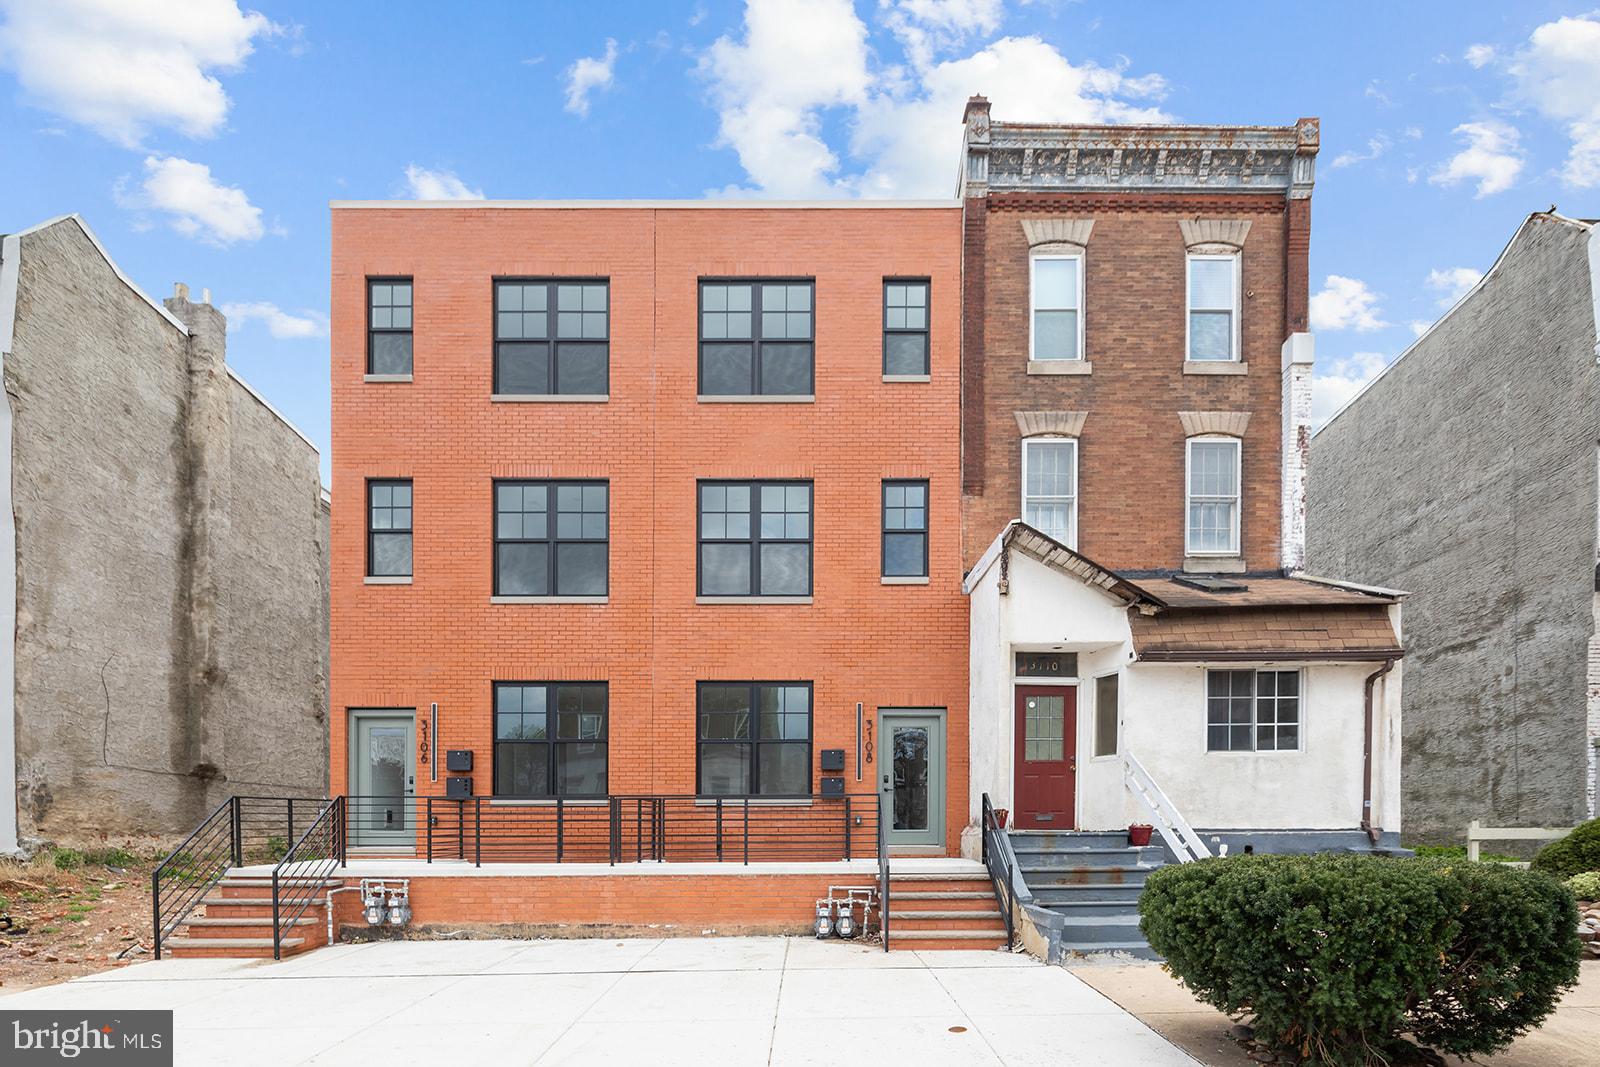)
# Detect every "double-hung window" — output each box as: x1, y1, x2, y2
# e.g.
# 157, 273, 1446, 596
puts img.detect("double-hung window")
1186, 437, 1241, 556
1021, 439, 1077, 548
493, 682, 608, 796
697, 682, 812, 796
699, 280, 814, 397
494, 280, 608, 396
1030, 255, 1083, 361
1187, 255, 1240, 361
883, 280, 930, 376
882, 480, 928, 578
367, 279, 413, 375
367, 479, 412, 577
1206, 670, 1300, 752
494, 481, 608, 597
698, 481, 812, 597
